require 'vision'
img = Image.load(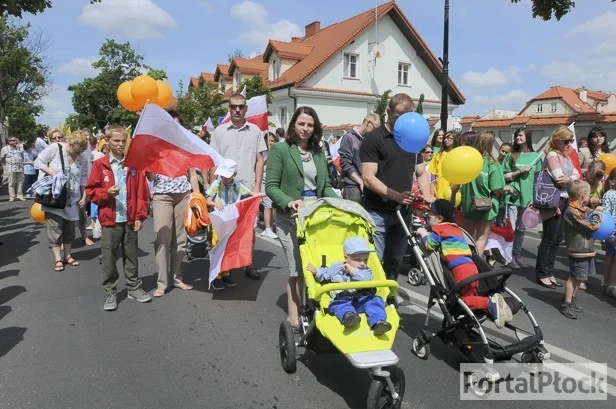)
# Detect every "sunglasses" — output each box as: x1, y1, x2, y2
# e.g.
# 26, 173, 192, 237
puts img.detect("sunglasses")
229, 104, 246, 111
563, 139, 574, 145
